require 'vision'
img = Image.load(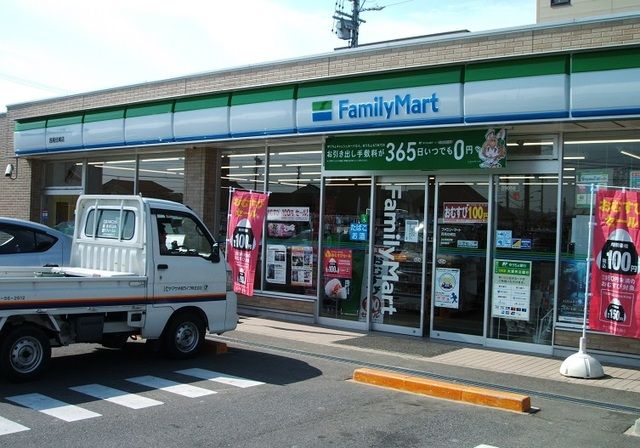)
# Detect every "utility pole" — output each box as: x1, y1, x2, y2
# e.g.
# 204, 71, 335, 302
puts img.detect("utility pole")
333, 0, 384, 48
